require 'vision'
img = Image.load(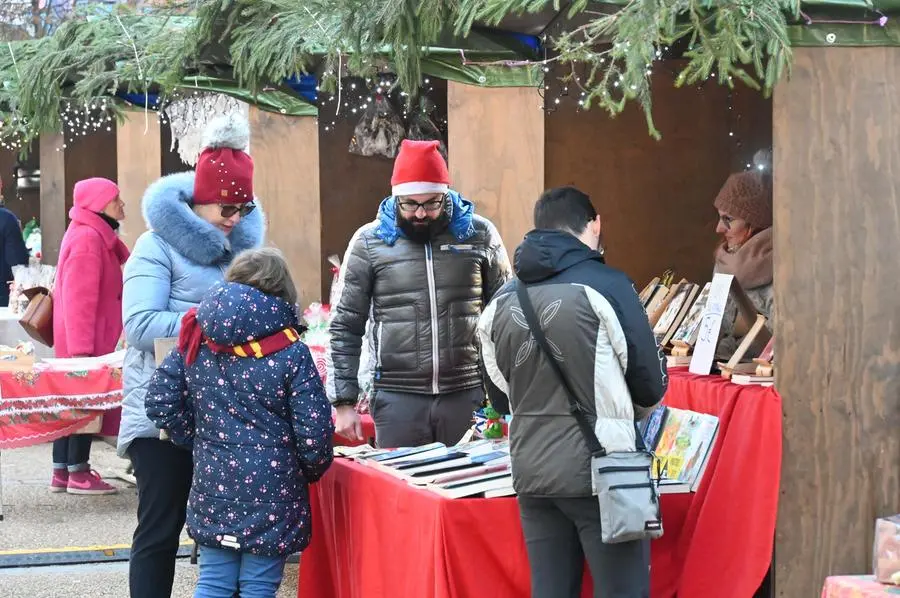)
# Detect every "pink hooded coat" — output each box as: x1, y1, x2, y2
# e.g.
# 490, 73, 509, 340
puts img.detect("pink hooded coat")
52, 205, 130, 358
